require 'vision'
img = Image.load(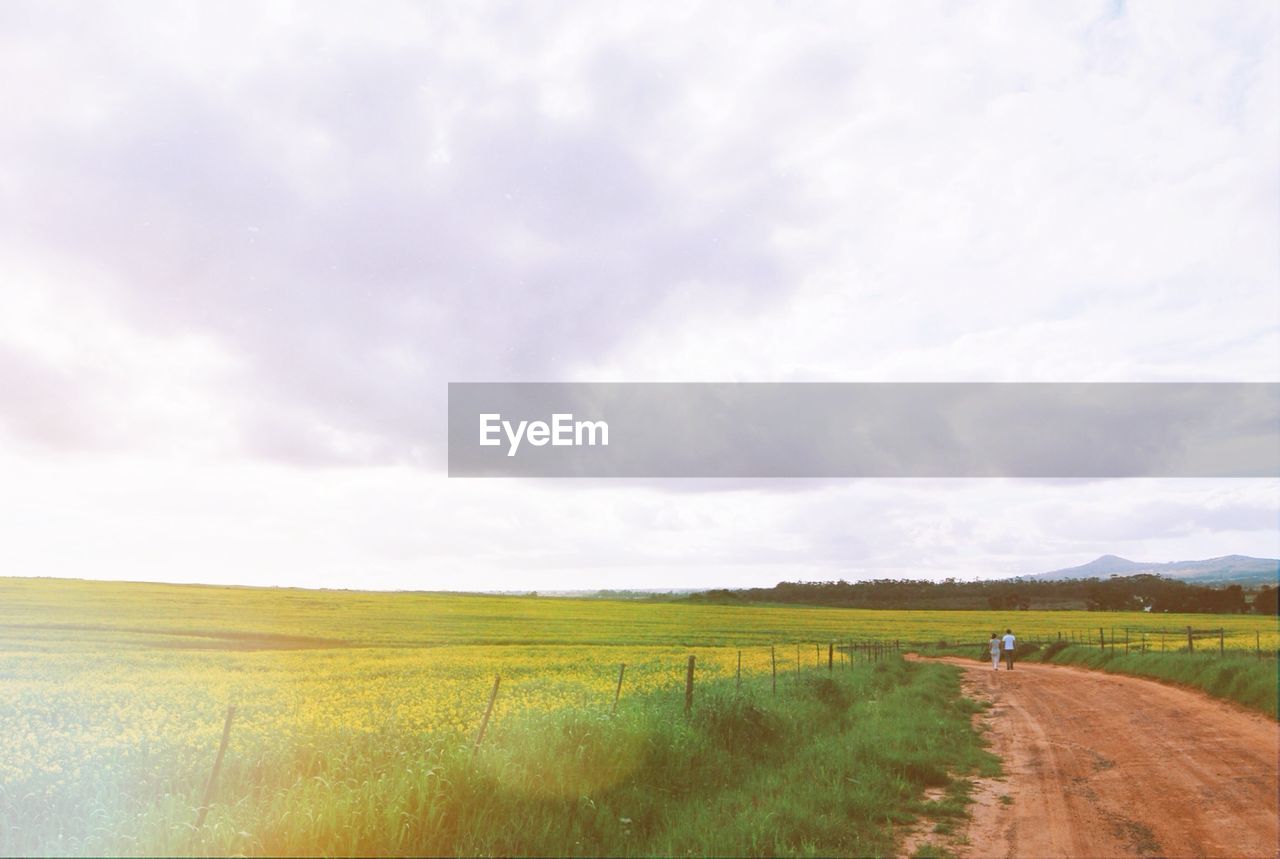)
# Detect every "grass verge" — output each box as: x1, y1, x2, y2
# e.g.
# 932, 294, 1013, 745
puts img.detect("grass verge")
13, 658, 996, 857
